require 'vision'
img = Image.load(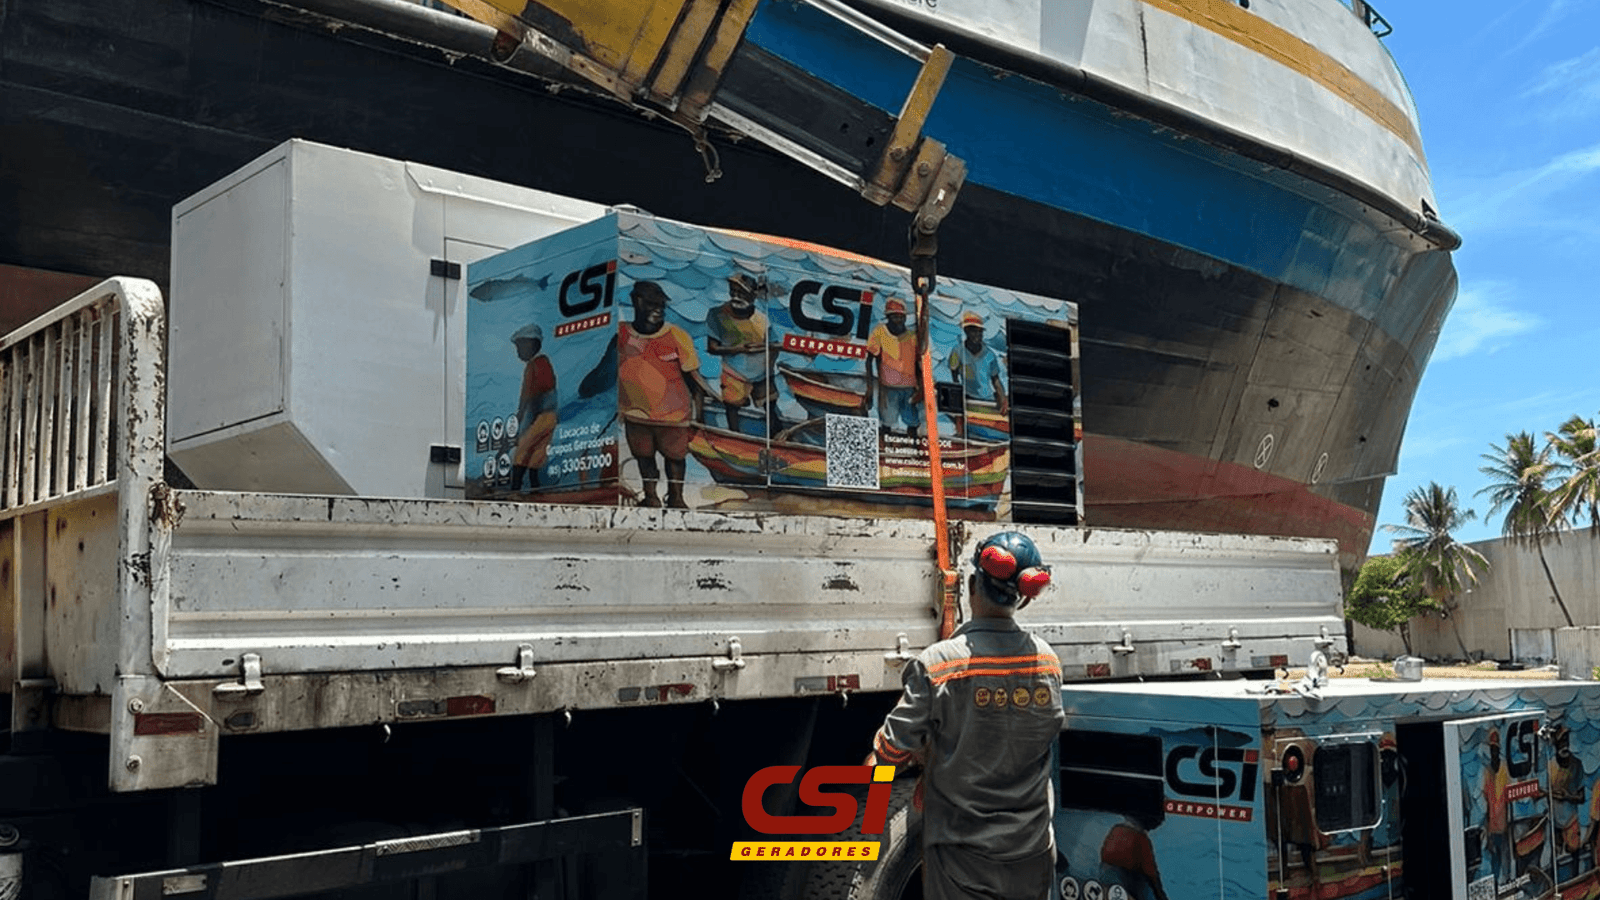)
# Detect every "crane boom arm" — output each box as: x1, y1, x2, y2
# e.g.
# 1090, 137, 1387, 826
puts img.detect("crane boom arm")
437, 0, 965, 236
